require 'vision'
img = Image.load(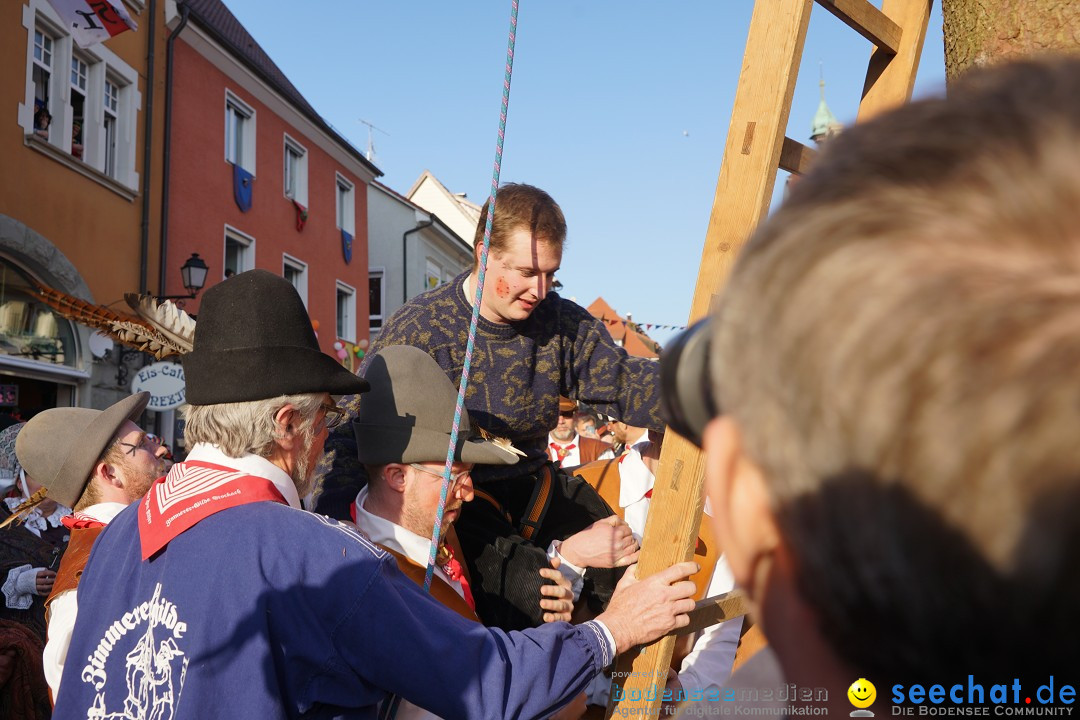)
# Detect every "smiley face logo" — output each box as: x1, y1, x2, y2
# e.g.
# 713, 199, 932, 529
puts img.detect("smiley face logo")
848, 678, 876, 709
